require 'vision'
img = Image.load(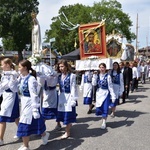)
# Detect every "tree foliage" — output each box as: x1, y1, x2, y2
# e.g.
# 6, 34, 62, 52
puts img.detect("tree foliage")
45, 4, 92, 54
0, 0, 39, 61
91, 0, 136, 41
45, 0, 136, 54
